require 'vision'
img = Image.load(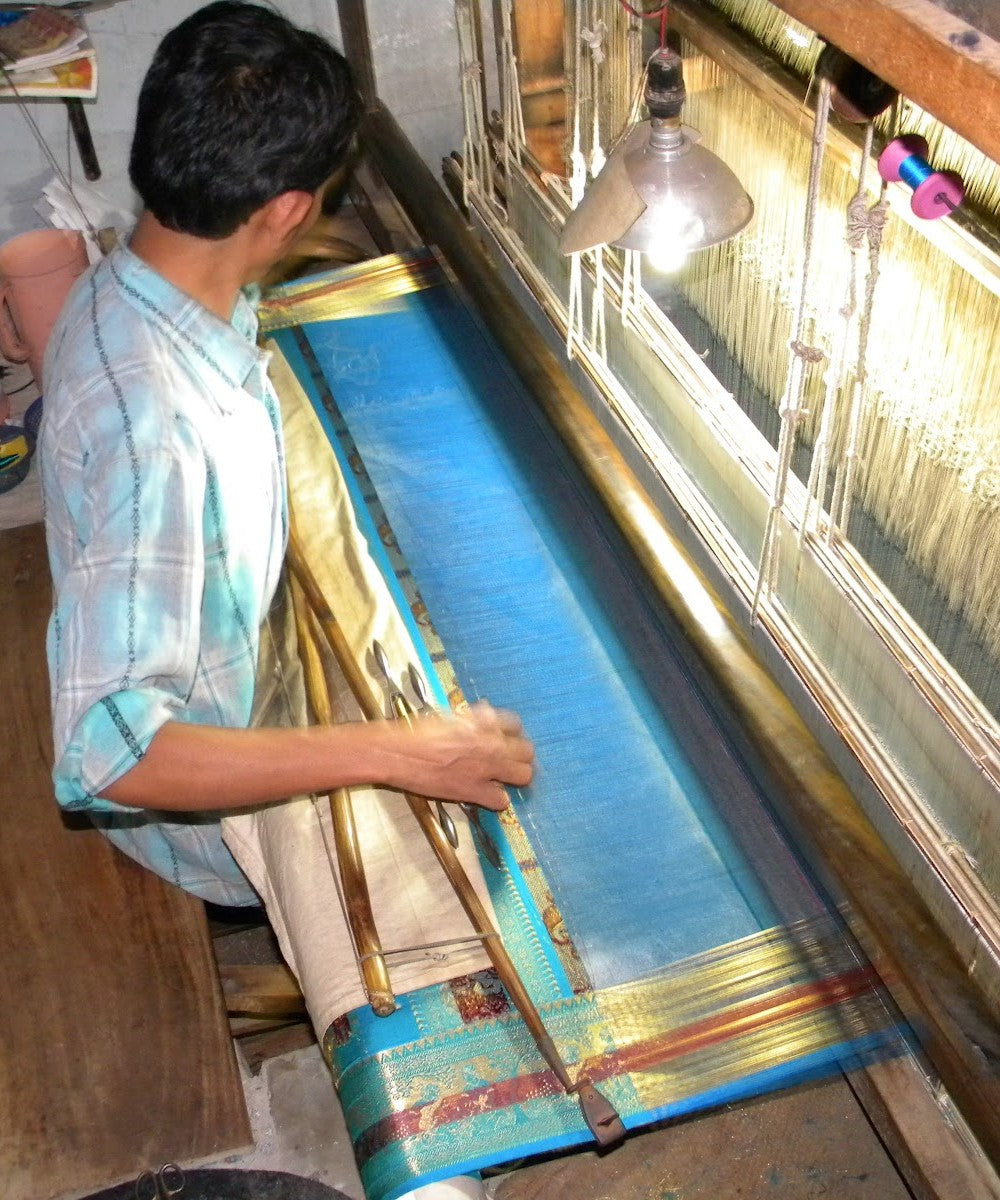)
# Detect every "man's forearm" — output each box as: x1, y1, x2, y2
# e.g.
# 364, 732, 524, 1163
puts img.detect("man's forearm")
101, 721, 394, 810
100, 704, 533, 812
